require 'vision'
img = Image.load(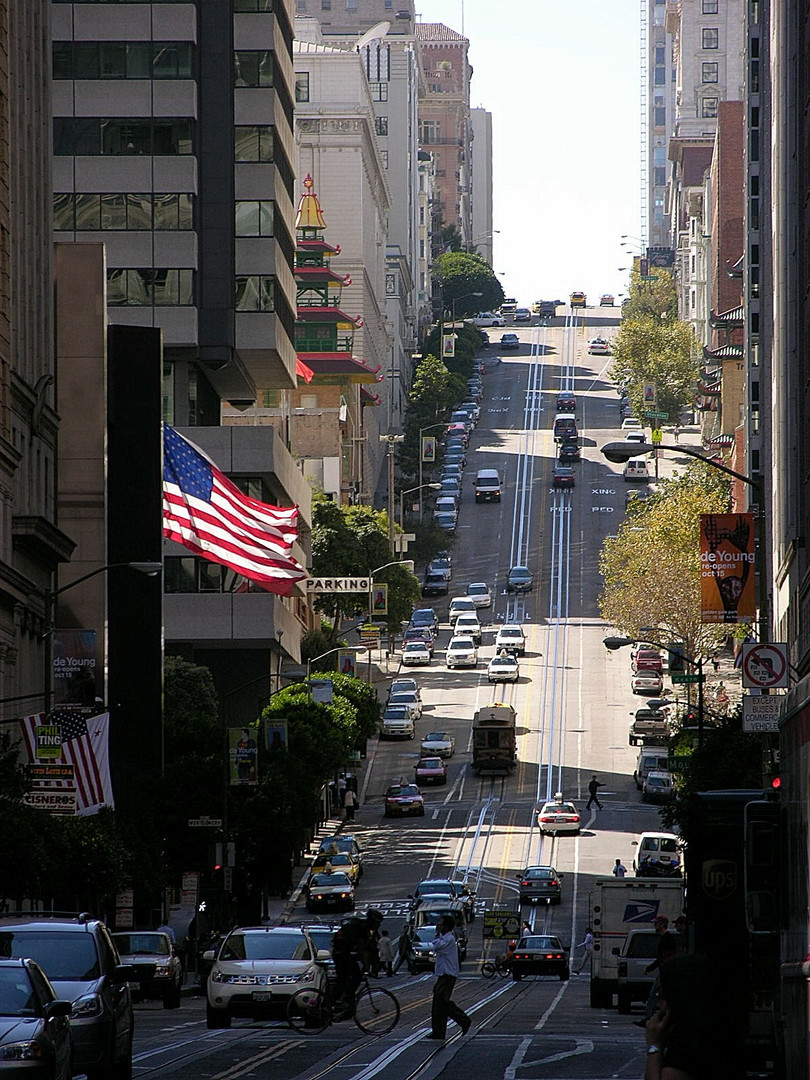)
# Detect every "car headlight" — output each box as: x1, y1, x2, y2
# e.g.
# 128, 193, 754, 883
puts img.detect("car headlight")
0, 1039, 46, 1061
297, 967, 317, 984
210, 968, 228, 983
72, 992, 103, 1018
154, 961, 172, 976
